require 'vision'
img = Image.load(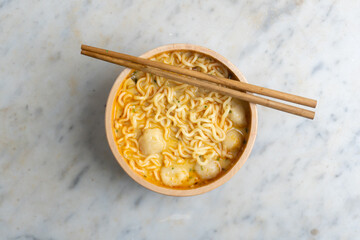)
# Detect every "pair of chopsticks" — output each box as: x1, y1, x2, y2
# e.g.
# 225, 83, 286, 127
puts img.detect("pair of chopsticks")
81, 44, 317, 119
